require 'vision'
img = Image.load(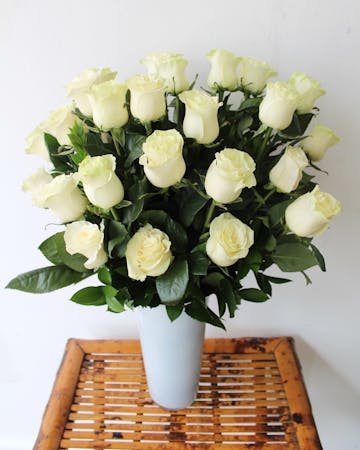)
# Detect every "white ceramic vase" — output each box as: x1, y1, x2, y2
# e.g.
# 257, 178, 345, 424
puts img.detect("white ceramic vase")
136, 305, 206, 410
